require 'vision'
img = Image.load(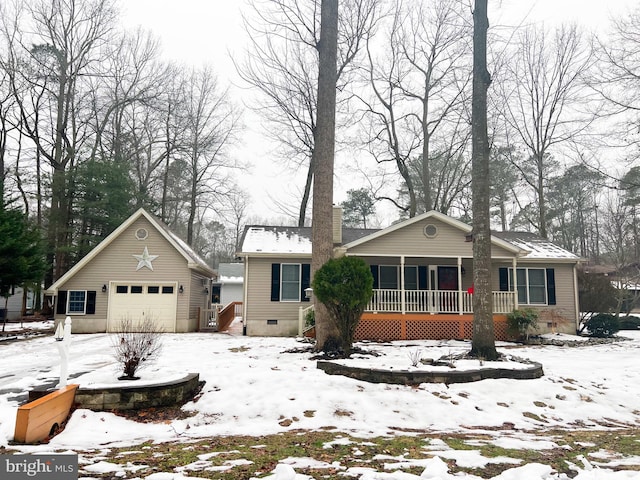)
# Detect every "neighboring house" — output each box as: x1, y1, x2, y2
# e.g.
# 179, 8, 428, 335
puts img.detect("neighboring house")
213, 263, 244, 305
1, 287, 40, 321
45, 209, 215, 333
237, 209, 582, 340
